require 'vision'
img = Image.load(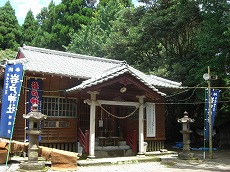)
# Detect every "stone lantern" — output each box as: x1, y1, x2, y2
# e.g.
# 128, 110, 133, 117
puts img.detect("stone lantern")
20, 104, 47, 171
177, 111, 195, 159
